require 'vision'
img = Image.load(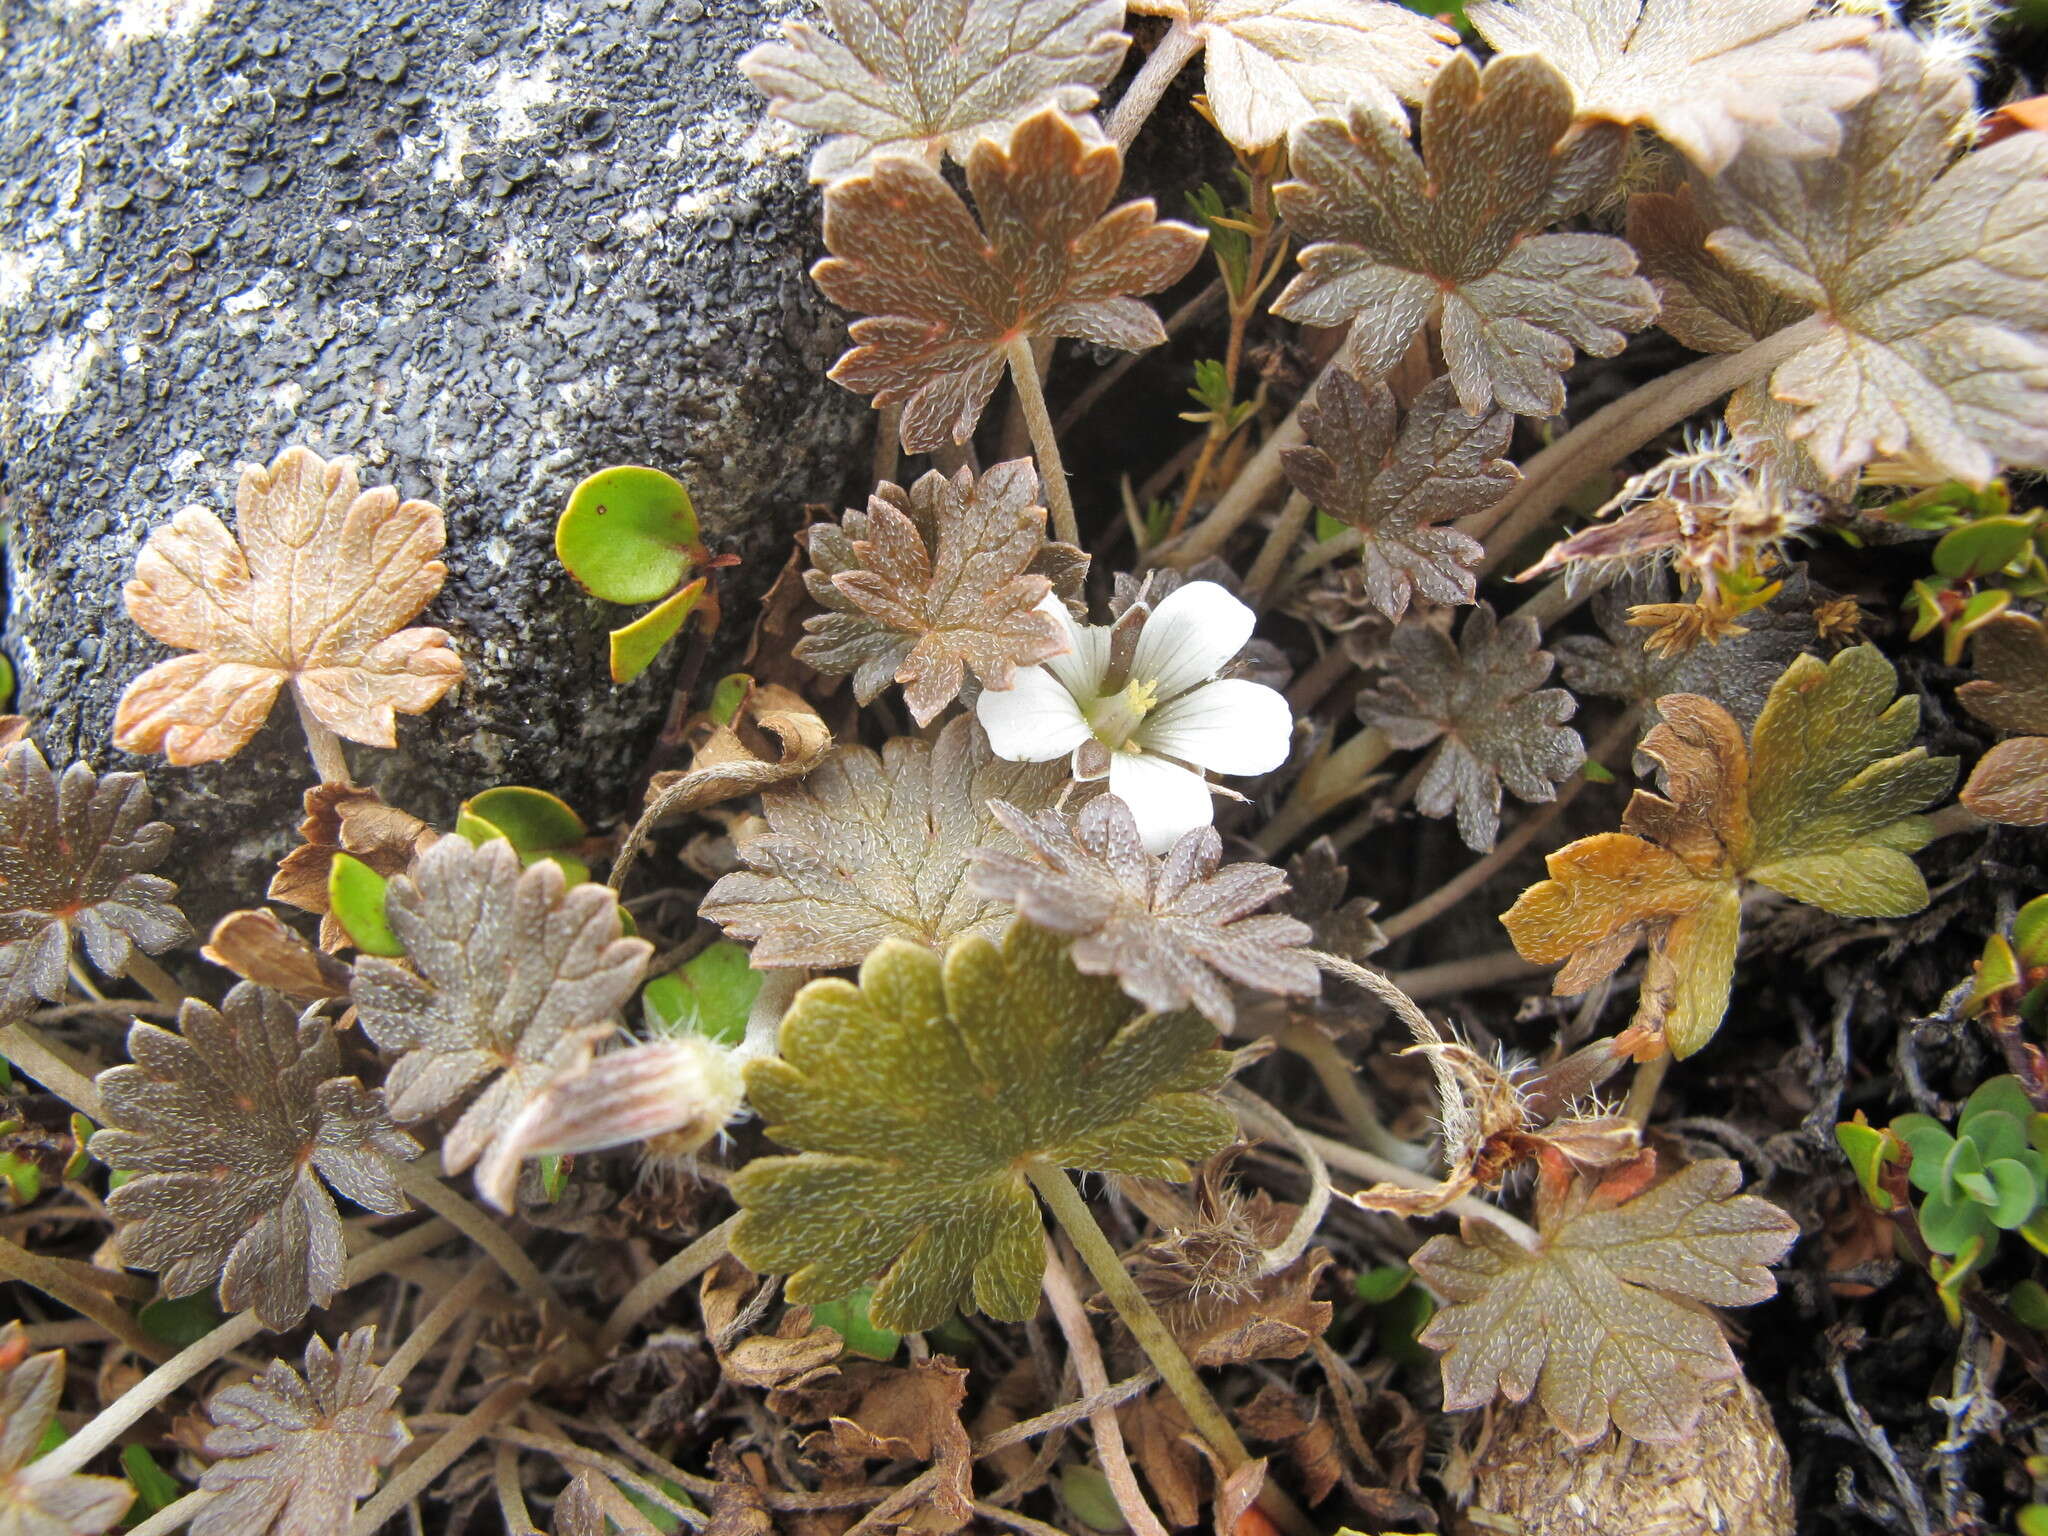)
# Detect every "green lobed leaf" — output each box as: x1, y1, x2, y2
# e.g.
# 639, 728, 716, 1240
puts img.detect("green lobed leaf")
556, 466, 702, 605
730, 921, 1235, 1332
